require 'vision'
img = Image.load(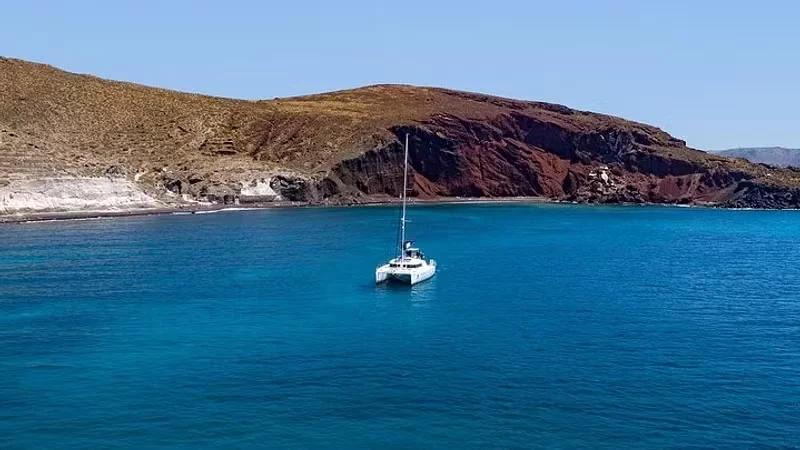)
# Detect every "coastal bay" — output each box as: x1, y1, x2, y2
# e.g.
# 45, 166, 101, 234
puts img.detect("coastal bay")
2, 204, 798, 448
